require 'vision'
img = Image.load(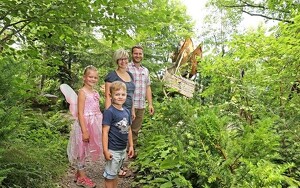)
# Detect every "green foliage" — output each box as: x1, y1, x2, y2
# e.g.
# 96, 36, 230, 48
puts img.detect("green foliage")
208, 0, 298, 23
1, 0, 299, 187
0, 57, 69, 186
133, 96, 299, 187
199, 11, 300, 182
0, 111, 69, 187
0, 143, 64, 188
233, 159, 296, 187
1, 0, 194, 185
132, 9, 300, 187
